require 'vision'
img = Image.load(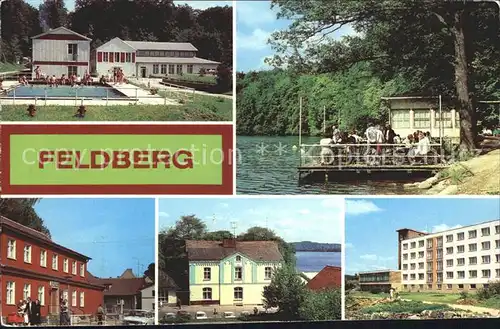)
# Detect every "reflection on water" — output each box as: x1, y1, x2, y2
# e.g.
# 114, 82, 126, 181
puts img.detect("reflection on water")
236, 136, 419, 195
